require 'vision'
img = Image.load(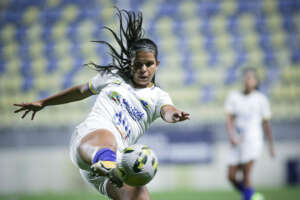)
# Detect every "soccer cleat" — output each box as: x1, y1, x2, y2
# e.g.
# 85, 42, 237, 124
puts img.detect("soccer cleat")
91, 161, 124, 188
